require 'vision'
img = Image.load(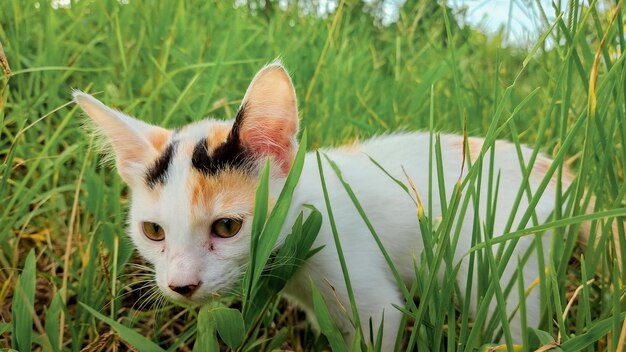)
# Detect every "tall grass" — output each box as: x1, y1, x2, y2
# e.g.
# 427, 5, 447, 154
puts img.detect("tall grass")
1, 0, 625, 350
